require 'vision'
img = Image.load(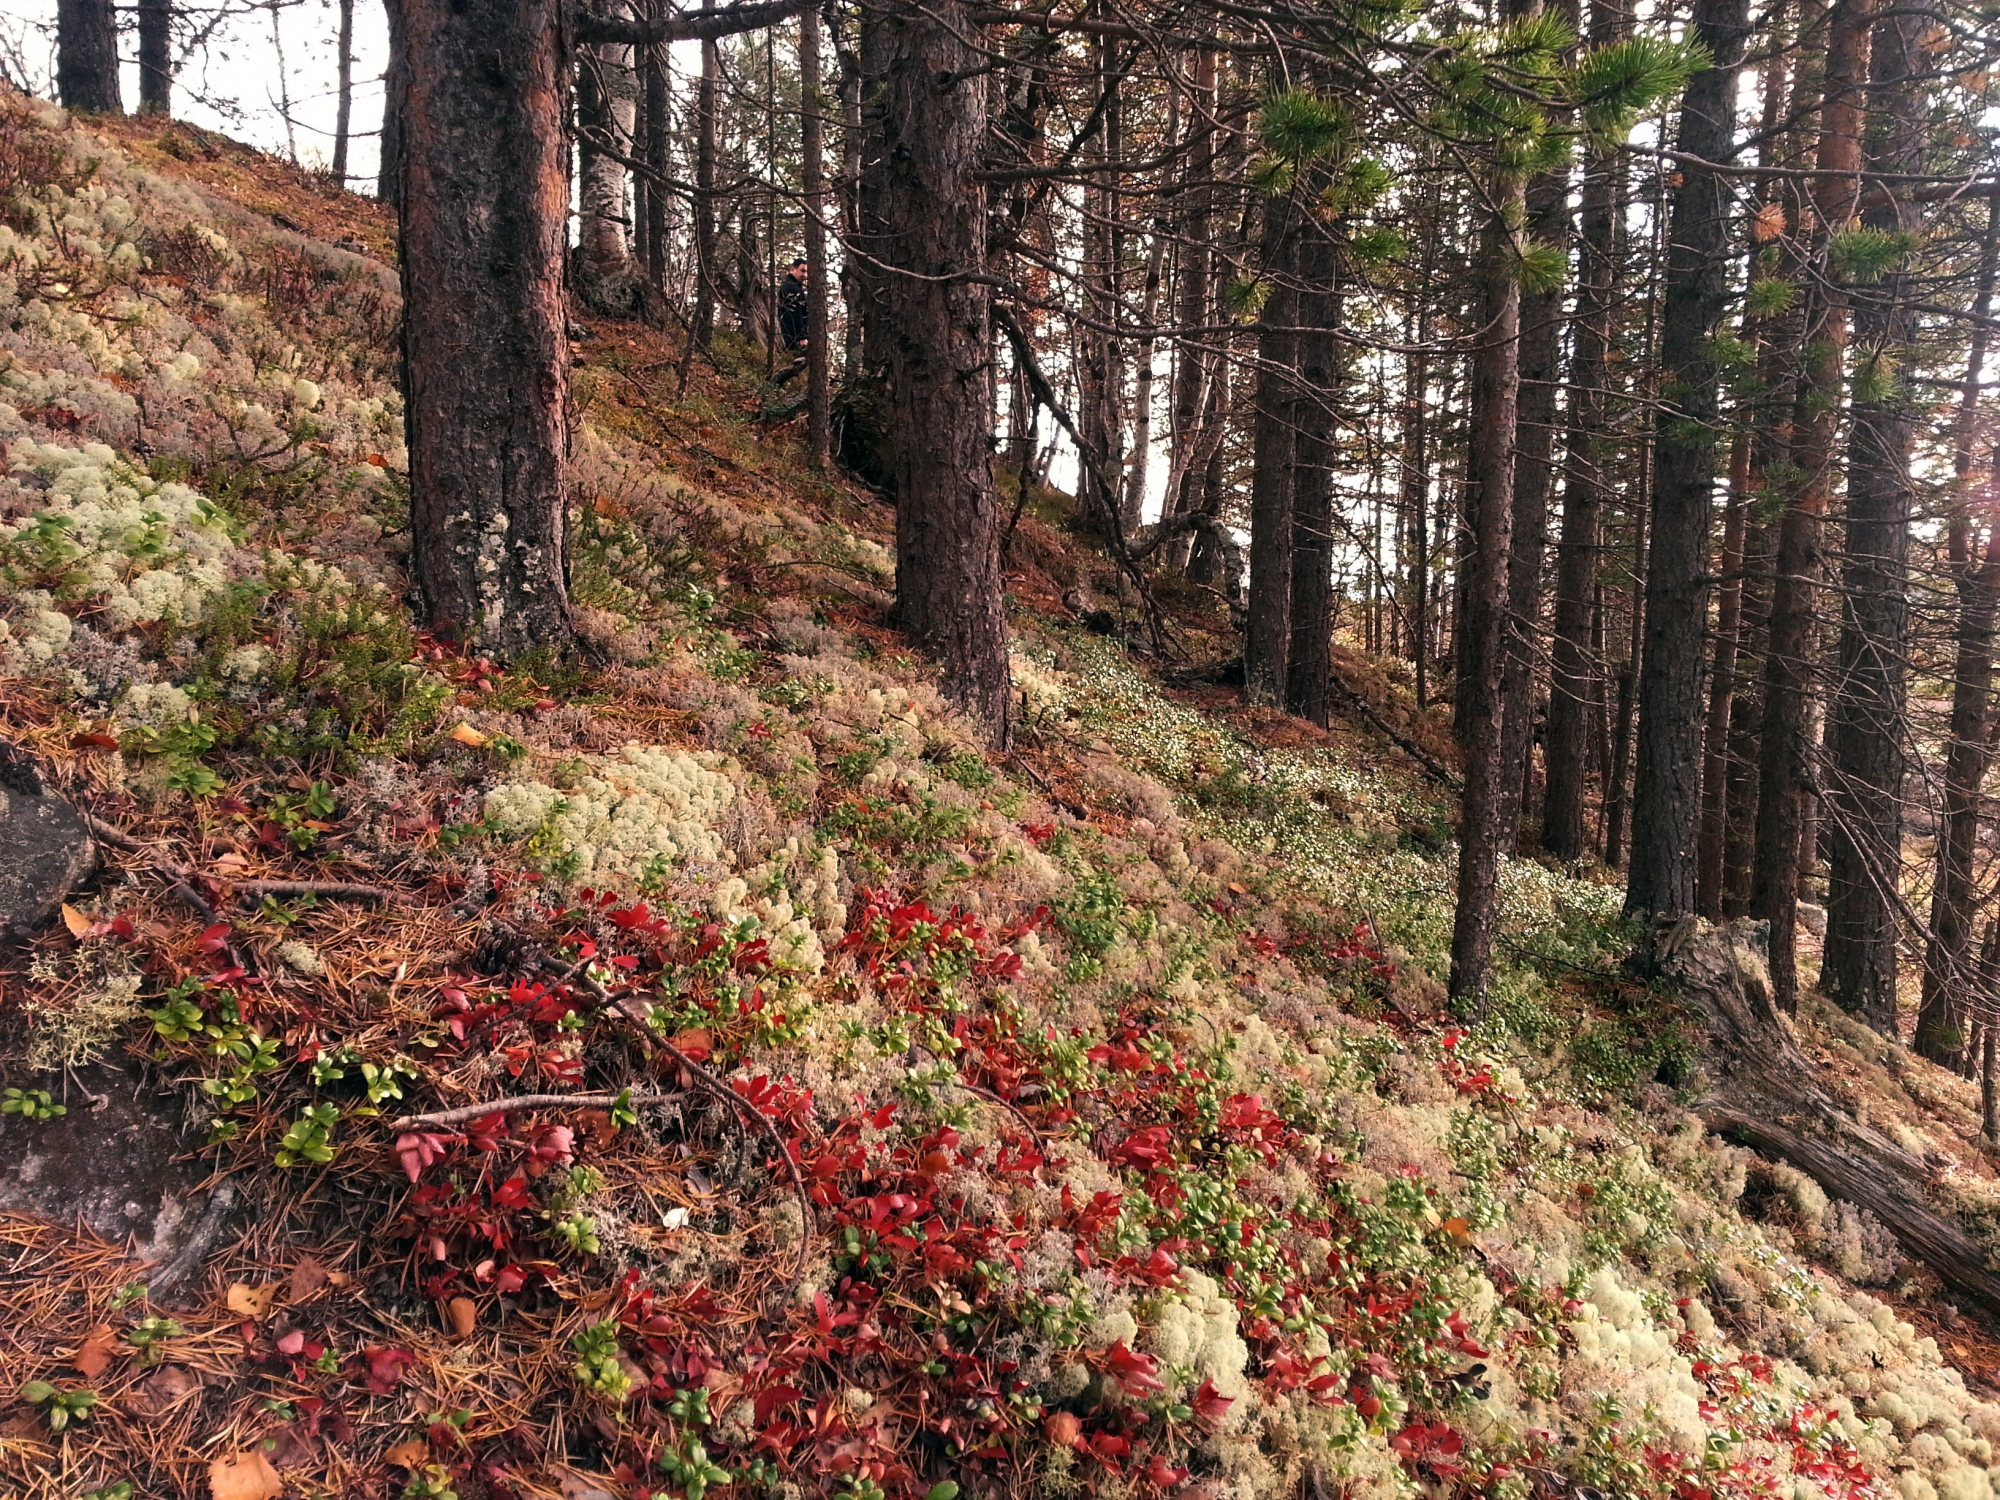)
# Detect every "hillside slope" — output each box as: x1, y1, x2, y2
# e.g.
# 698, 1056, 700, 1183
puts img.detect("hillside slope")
6, 87, 2000, 1500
